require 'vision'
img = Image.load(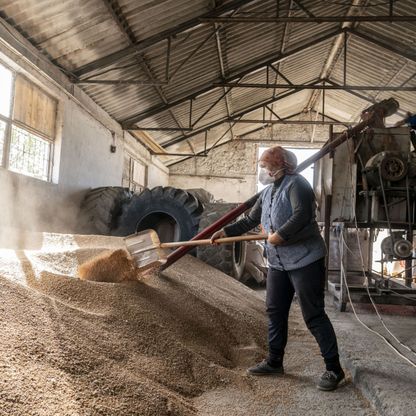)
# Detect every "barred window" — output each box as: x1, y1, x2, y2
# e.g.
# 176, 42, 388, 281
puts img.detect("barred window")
9, 126, 51, 181
0, 61, 57, 181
